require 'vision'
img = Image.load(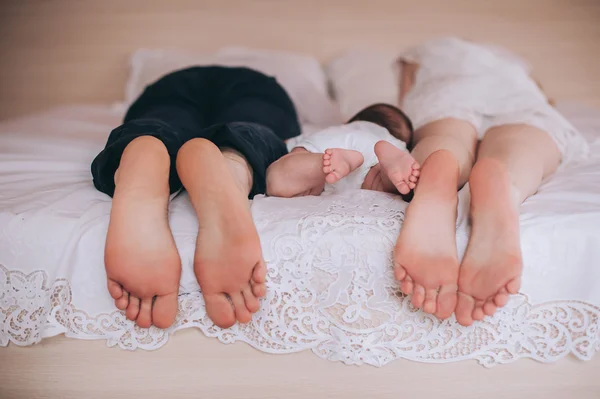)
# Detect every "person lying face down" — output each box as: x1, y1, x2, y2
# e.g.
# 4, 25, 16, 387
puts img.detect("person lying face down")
265, 103, 420, 198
